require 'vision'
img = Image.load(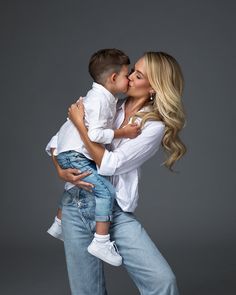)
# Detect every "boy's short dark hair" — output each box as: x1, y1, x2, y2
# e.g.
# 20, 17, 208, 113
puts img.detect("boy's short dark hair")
89, 48, 130, 85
